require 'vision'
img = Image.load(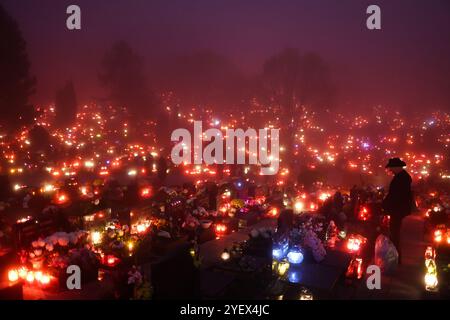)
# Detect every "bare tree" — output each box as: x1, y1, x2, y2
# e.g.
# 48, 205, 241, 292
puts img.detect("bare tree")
0, 4, 36, 132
